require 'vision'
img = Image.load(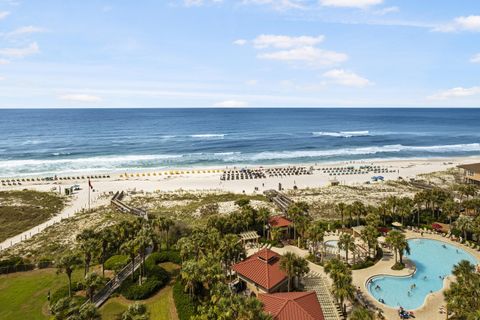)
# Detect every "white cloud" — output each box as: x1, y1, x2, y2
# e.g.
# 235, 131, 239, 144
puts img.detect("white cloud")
0, 42, 39, 58
0, 11, 9, 20
183, 0, 223, 7
429, 86, 480, 100
258, 46, 347, 67
470, 53, 480, 63
241, 0, 305, 10
253, 34, 324, 49
6, 26, 46, 37
434, 15, 480, 32
0, 58, 10, 65
59, 94, 103, 103
0, 76, 5, 81
246, 79, 258, 85
233, 39, 247, 46
214, 99, 248, 107
323, 69, 371, 87
319, 0, 383, 8
373, 6, 399, 15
